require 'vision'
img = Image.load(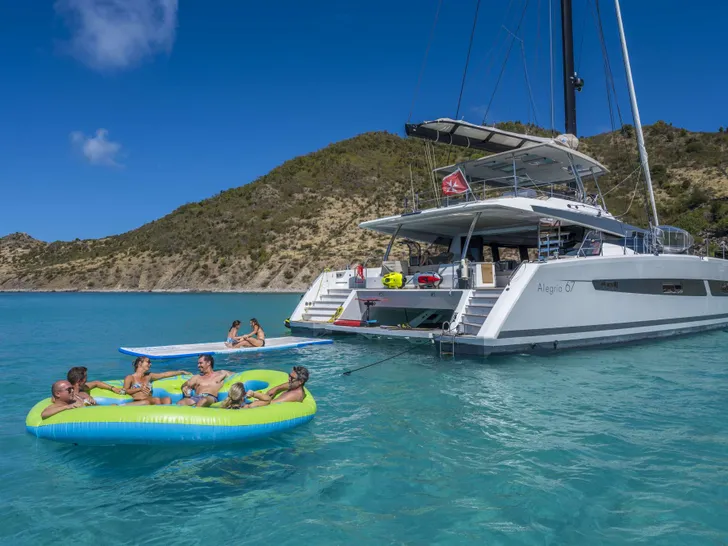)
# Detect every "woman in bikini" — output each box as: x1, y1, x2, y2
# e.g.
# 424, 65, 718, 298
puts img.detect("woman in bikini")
225, 320, 242, 347
123, 357, 191, 405
234, 318, 266, 348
